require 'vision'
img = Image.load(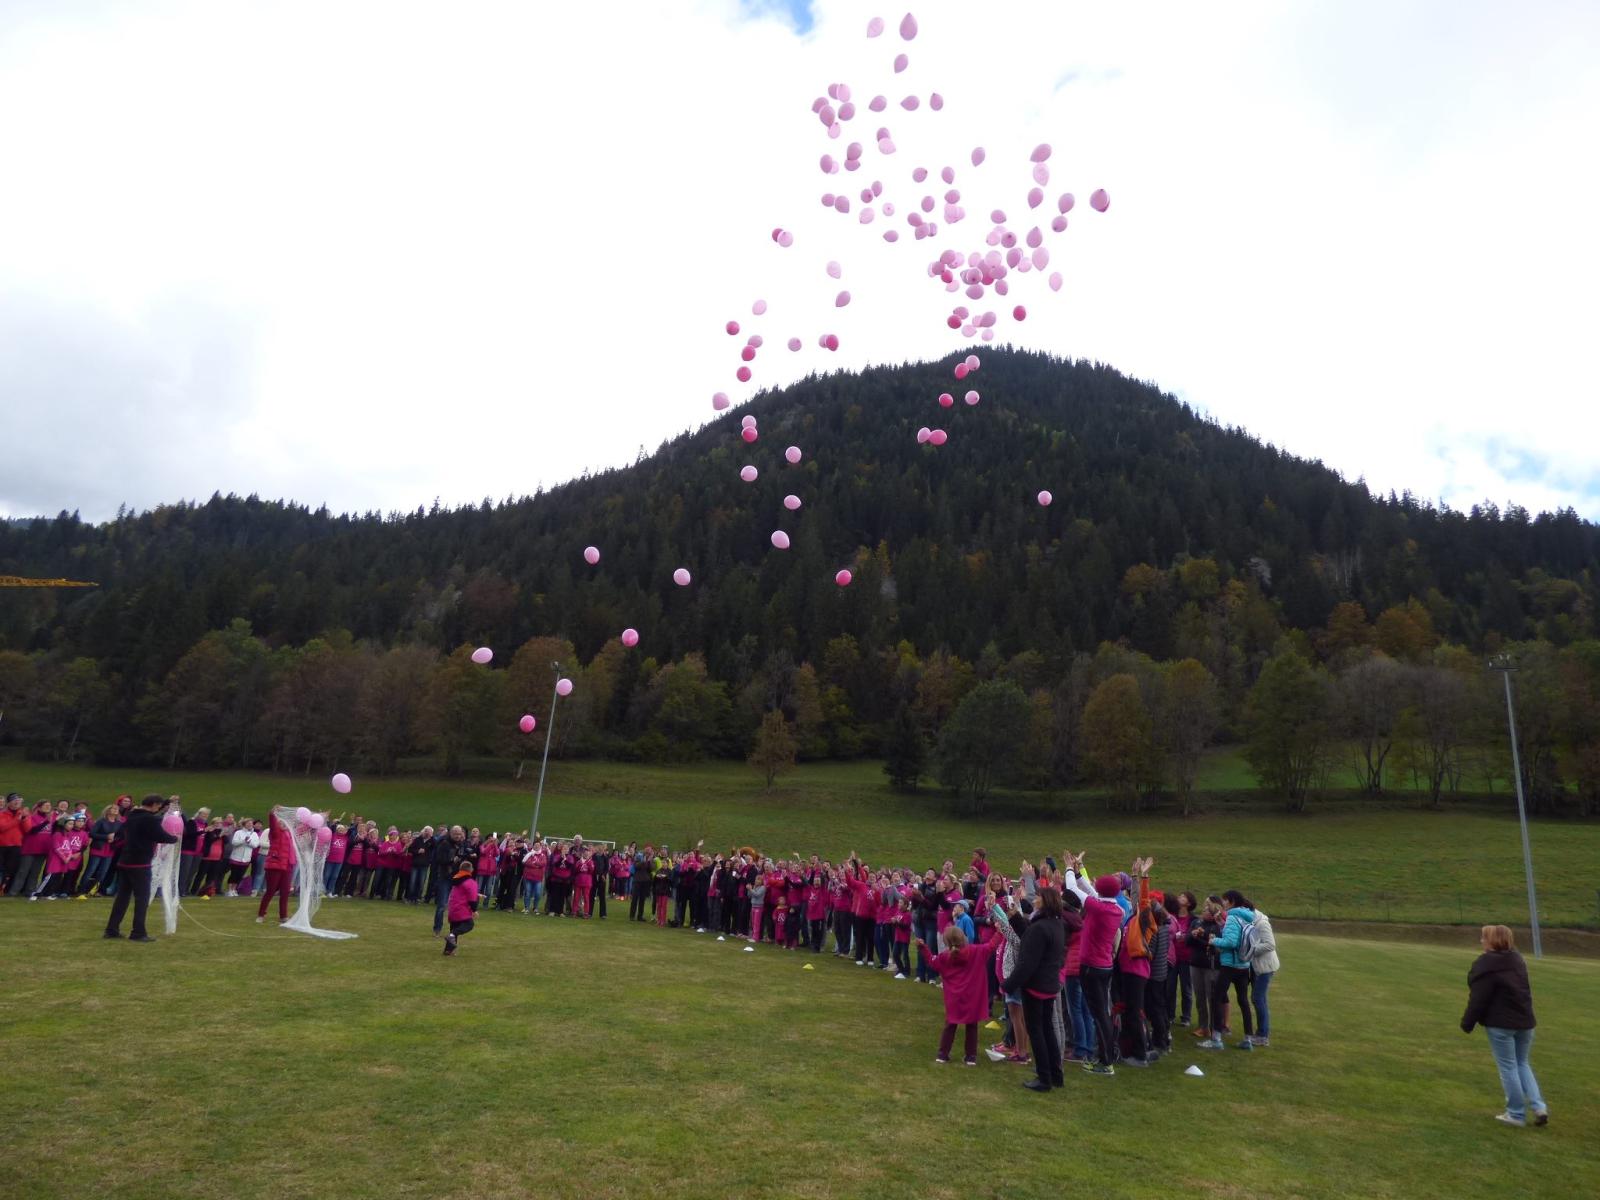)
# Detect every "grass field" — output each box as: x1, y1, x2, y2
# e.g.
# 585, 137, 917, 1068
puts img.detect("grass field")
5, 757, 1598, 930
4, 899, 1596, 1200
